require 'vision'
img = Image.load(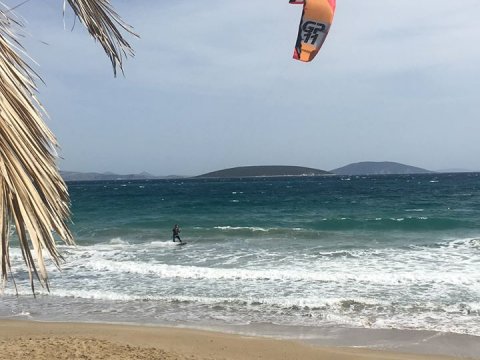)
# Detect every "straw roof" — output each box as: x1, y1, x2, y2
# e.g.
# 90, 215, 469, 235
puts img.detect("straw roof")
0, 0, 136, 292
